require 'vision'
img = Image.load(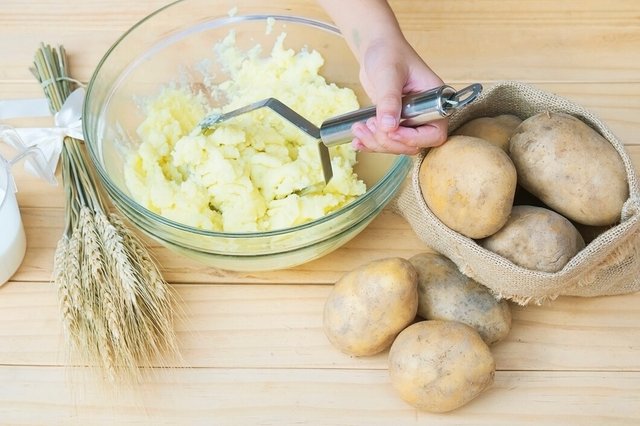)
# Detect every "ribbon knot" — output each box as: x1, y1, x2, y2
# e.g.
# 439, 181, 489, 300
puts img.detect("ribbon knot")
53, 88, 84, 140
0, 88, 85, 182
